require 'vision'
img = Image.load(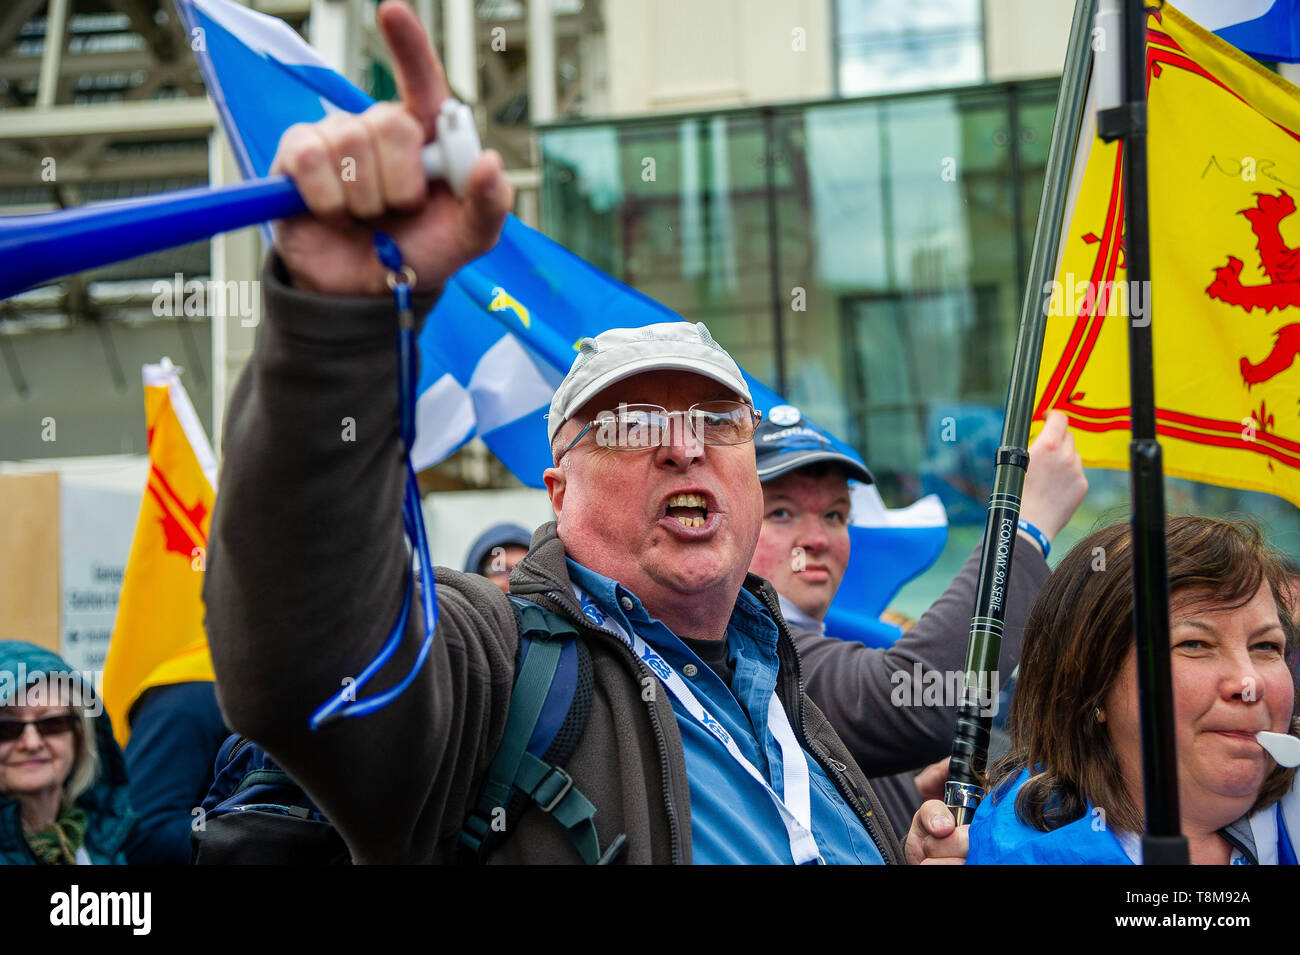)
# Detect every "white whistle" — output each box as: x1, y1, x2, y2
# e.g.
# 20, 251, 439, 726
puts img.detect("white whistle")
419, 99, 482, 198
1256, 731, 1300, 768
